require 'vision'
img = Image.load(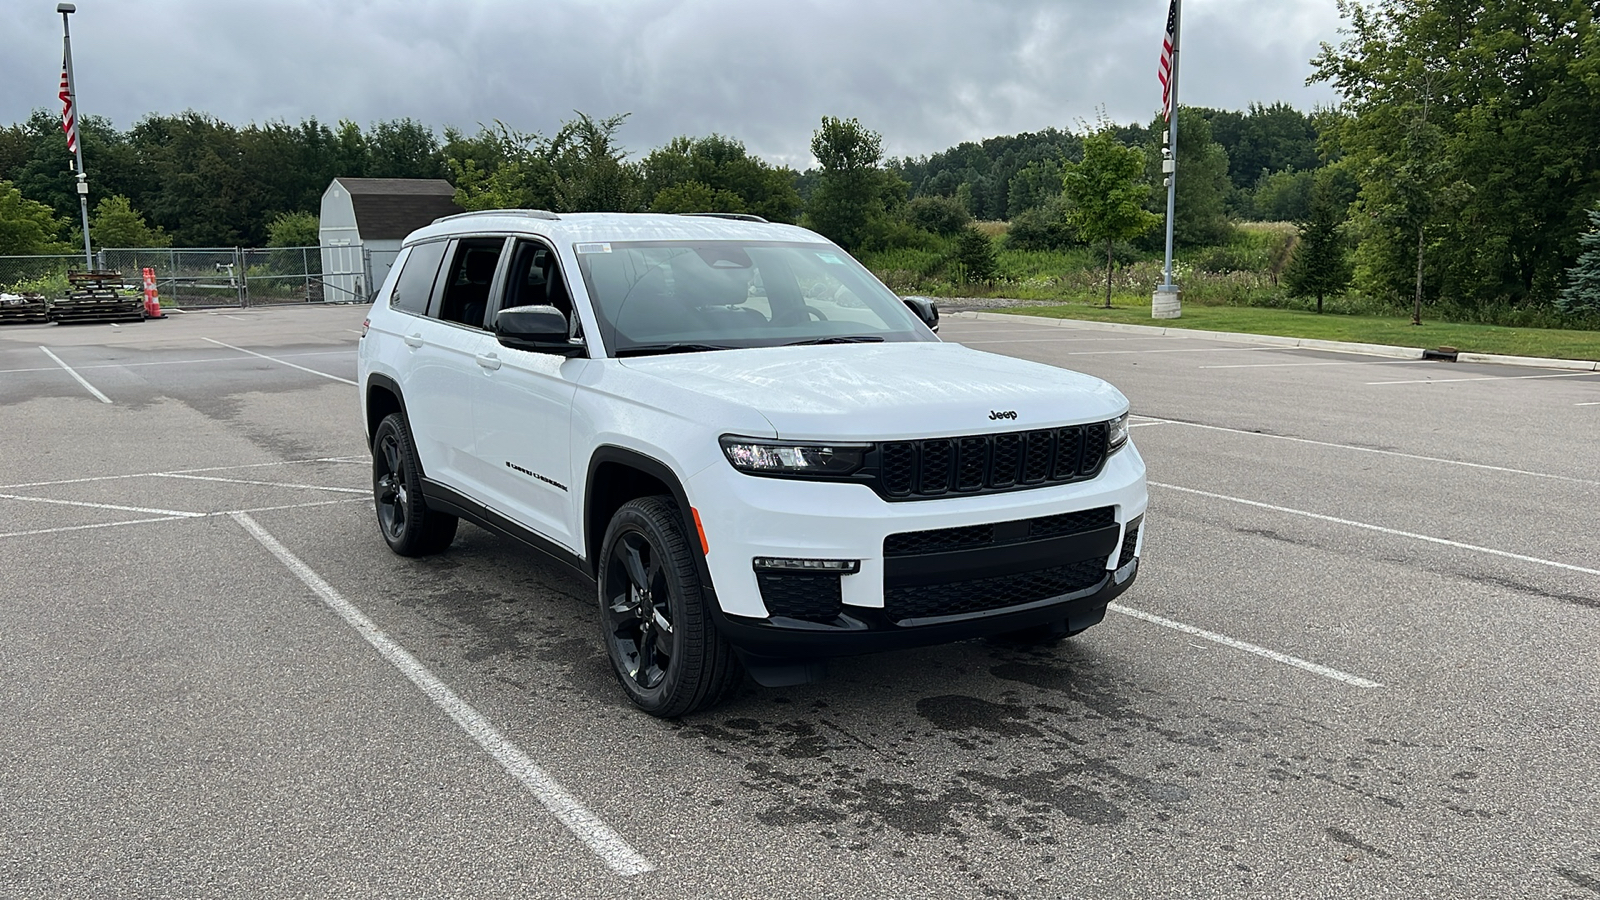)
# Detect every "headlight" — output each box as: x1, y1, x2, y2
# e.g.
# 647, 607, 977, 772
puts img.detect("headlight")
720, 436, 870, 477
1107, 412, 1130, 453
